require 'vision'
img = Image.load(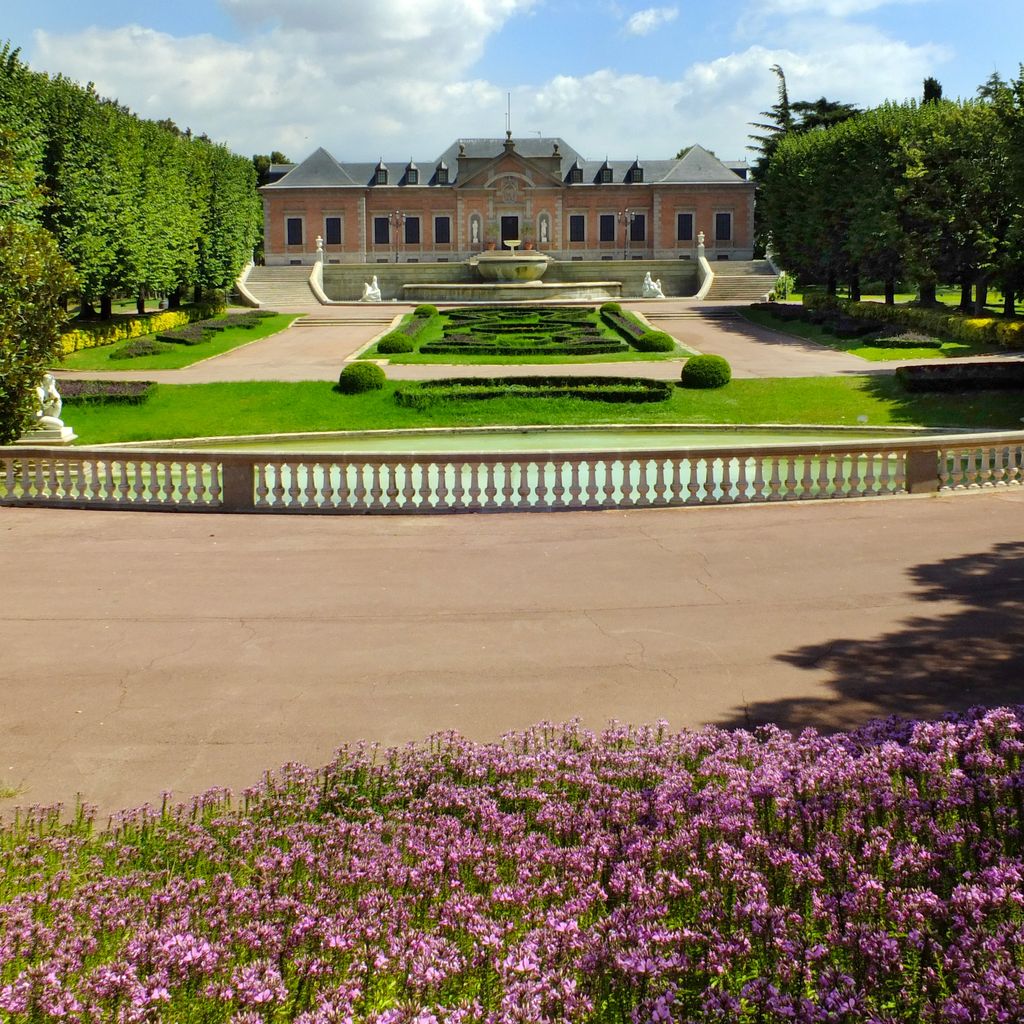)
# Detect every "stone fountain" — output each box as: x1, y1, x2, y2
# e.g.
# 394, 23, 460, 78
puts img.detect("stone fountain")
403, 241, 621, 303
